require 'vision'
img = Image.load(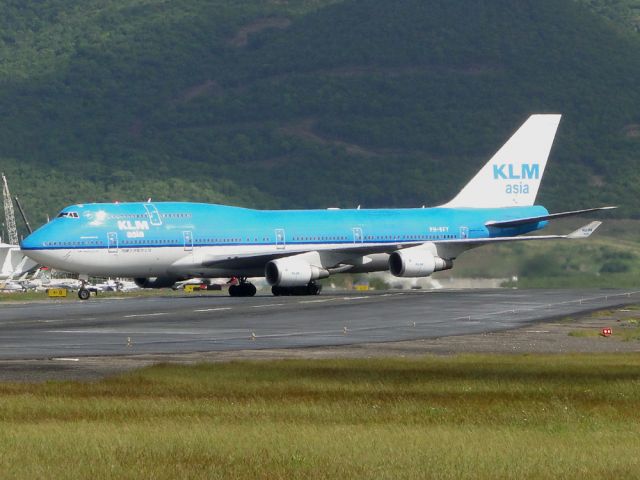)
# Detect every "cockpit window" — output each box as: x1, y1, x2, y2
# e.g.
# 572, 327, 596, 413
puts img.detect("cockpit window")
57, 211, 79, 219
